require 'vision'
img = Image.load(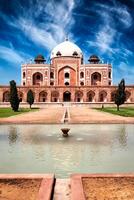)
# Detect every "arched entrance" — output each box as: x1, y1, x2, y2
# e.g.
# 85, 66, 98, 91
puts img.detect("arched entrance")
63, 91, 71, 102
39, 91, 47, 102
51, 91, 59, 102
87, 91, 95, 102
99, 91, 107, 102
75, 91, 83, 102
